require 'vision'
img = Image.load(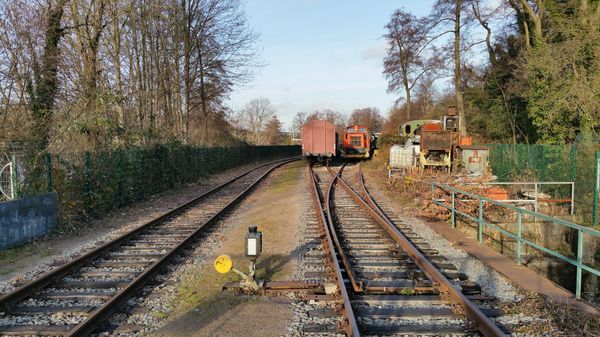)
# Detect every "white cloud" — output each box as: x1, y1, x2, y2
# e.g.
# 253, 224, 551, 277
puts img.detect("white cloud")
361, 41, 387, 61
